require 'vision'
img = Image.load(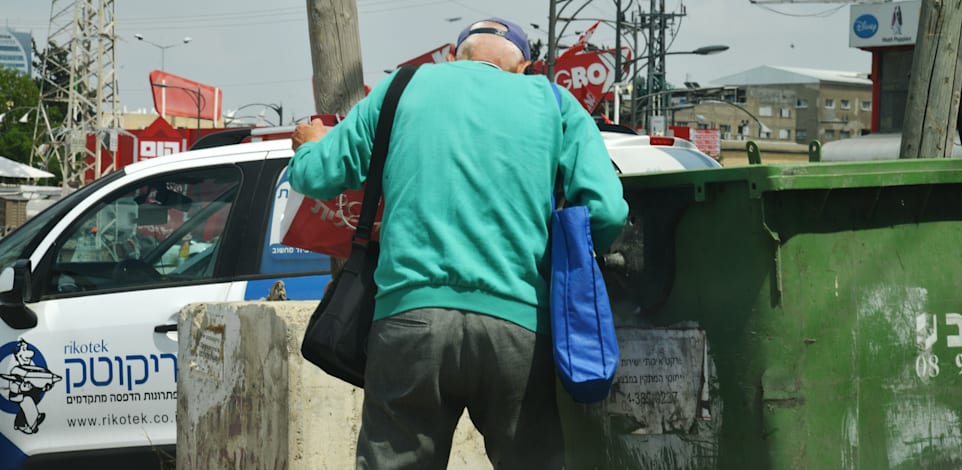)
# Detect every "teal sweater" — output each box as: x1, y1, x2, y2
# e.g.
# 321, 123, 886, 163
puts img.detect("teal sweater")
289, 61, 628, 334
